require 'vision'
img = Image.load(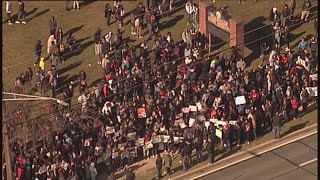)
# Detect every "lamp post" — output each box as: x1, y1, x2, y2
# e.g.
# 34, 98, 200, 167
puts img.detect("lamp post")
2, 92, 68, 180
